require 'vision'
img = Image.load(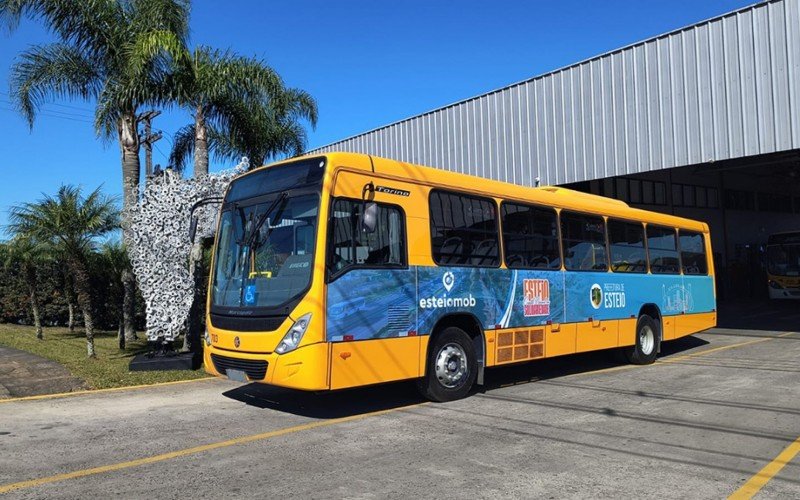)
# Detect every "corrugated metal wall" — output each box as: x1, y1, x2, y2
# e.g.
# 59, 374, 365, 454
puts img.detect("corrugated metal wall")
309, 0, 800, 187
